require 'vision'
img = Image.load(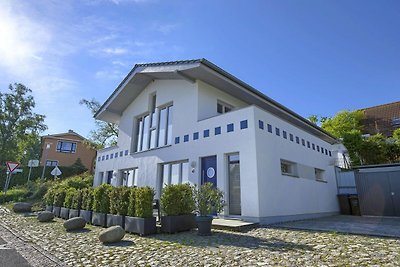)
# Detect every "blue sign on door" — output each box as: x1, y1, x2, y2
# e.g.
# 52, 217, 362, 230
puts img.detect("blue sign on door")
201, 156, 217, 187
